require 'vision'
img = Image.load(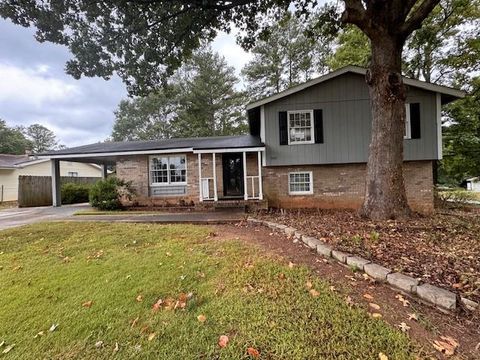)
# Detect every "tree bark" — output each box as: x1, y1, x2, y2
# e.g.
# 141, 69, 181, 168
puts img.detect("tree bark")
360, 36, 412, 219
